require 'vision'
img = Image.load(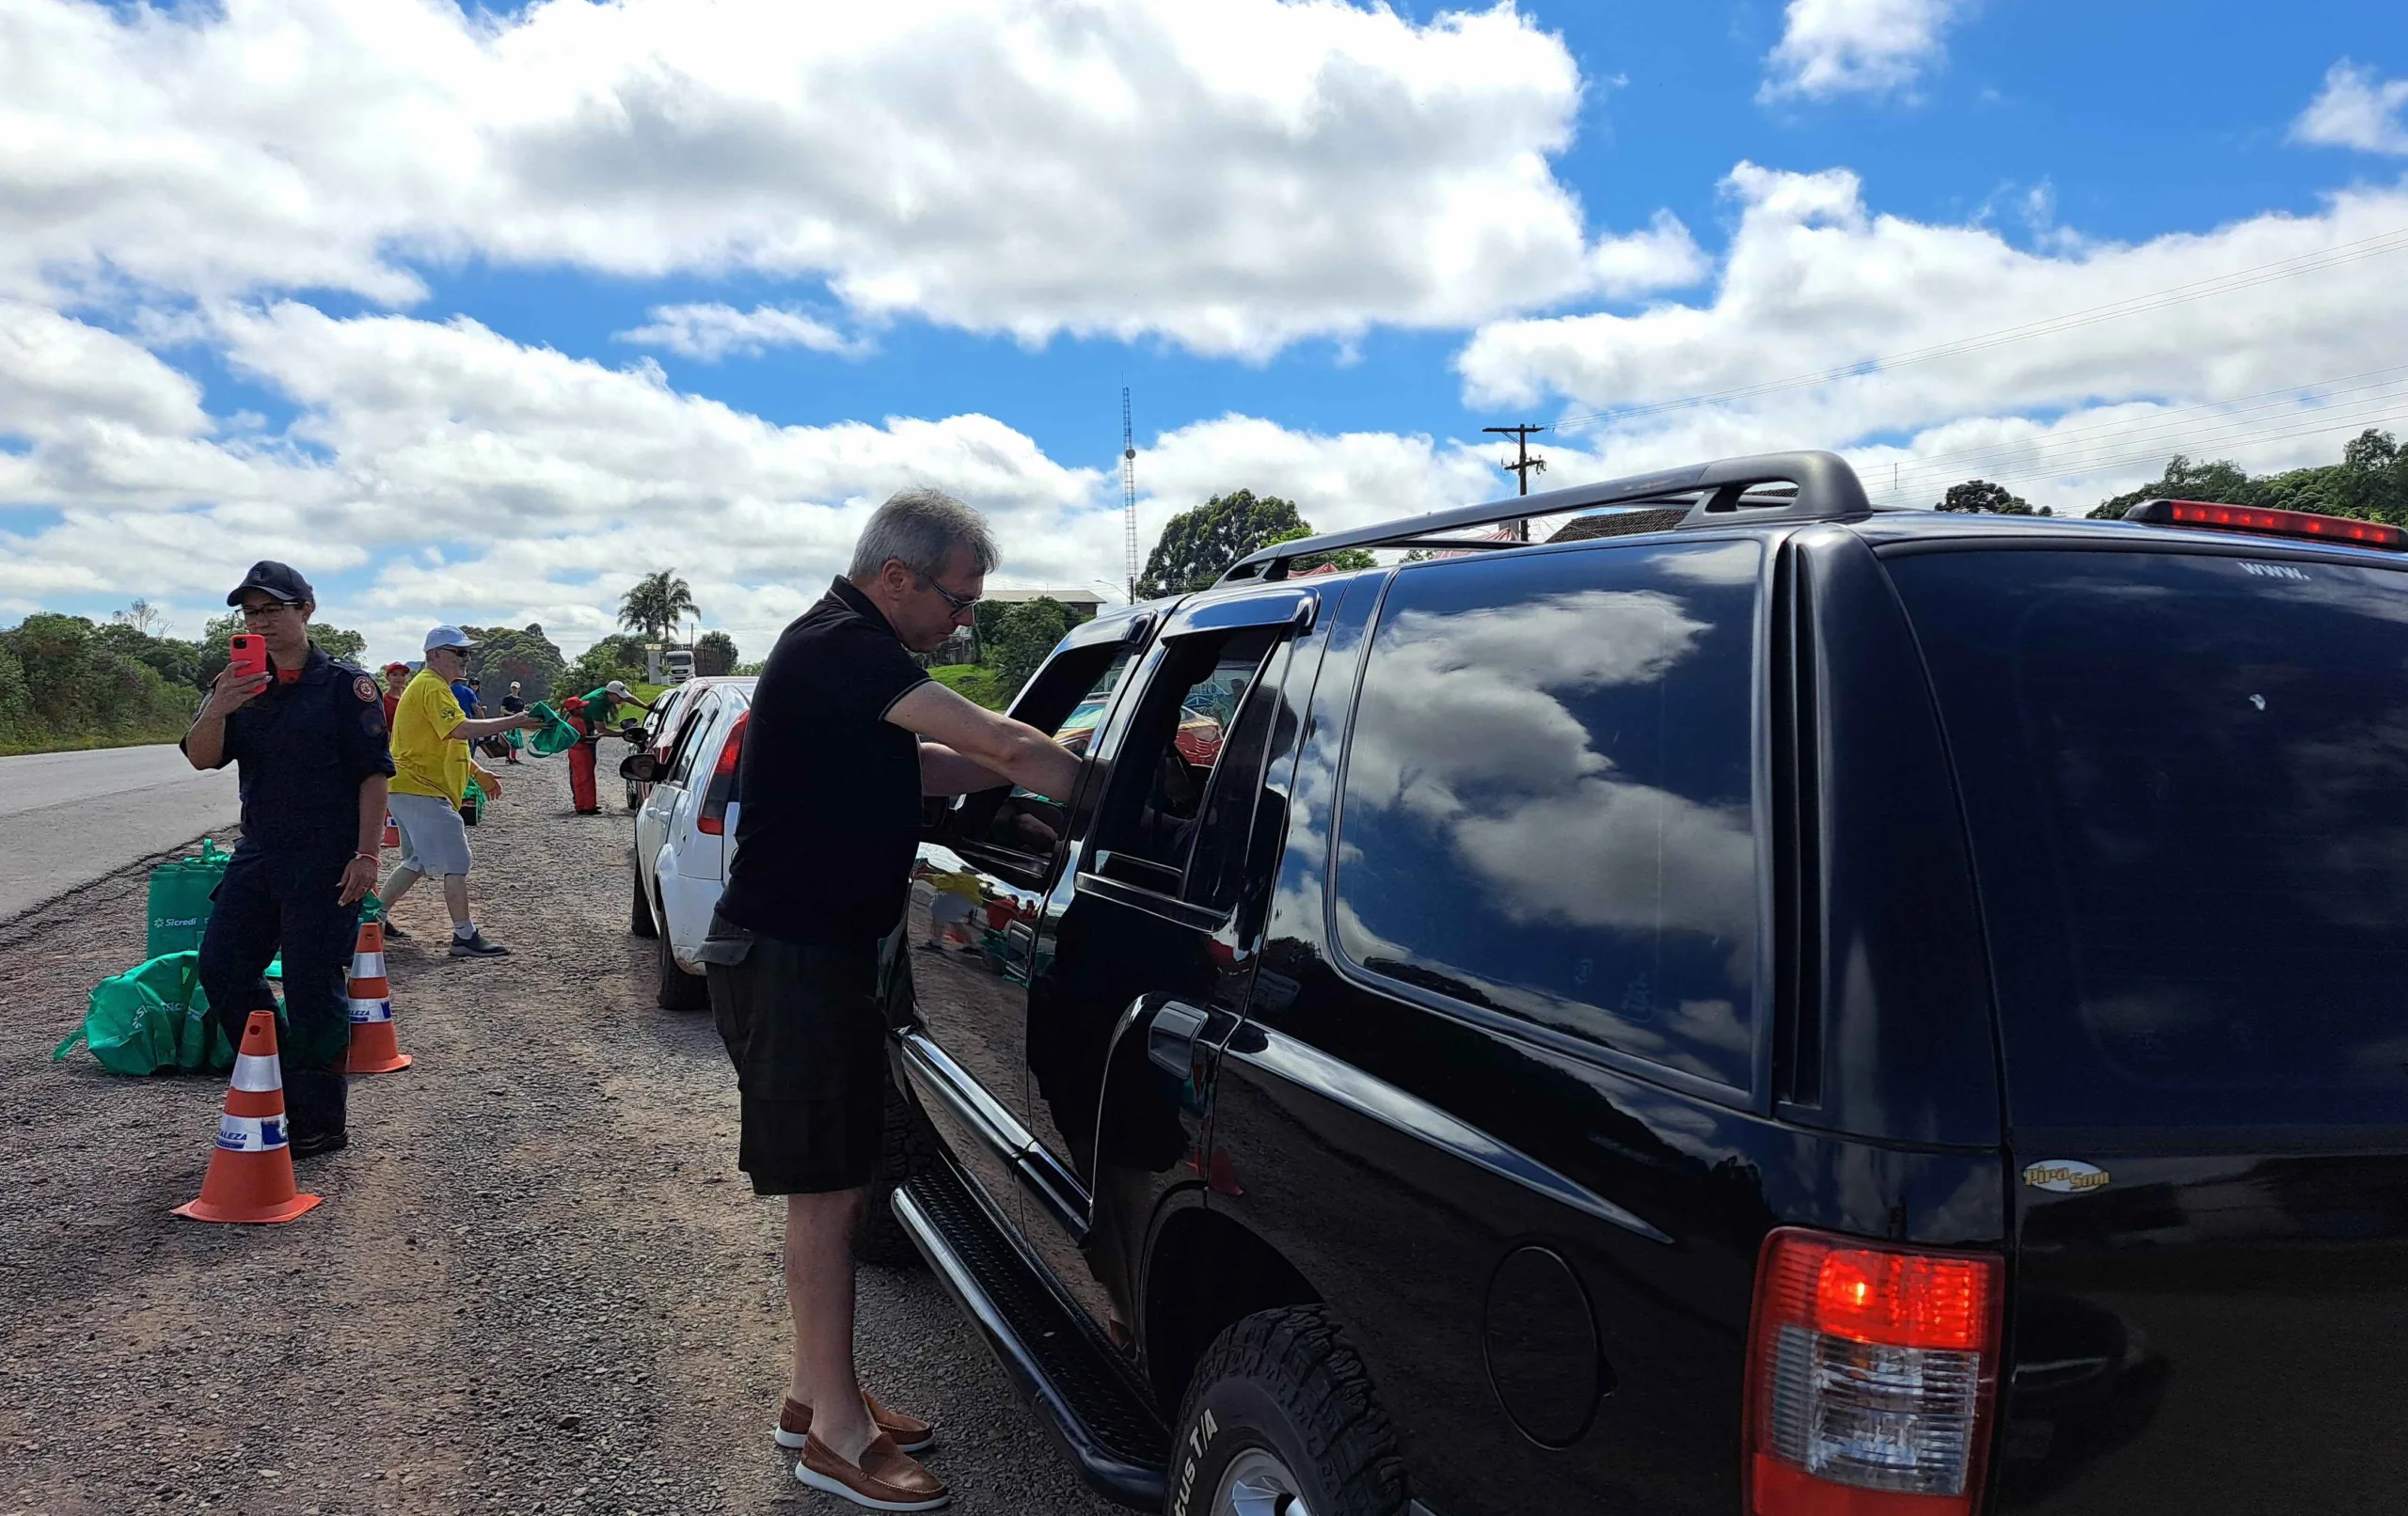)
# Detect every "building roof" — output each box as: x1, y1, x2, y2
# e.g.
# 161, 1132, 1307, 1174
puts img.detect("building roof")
985, 587, 1106, 608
